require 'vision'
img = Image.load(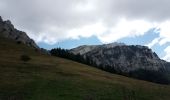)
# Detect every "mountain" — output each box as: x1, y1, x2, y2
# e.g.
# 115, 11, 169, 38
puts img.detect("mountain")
1, 29, 170, 100
71, 43, 168, 72
0, 16, 39, 49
